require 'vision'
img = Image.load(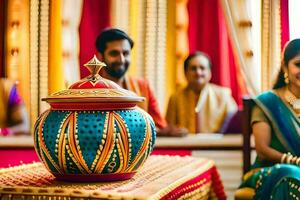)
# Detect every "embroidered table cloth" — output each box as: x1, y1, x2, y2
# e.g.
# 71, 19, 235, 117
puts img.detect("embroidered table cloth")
0, 155, 226, 200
